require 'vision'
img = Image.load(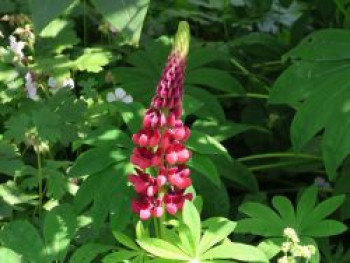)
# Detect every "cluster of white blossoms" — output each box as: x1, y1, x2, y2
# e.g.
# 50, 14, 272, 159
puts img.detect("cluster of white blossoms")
9, 35, 25, 59
106, 88, 133, 104
24, 72, 38, 100
278, 228, 316, 263
48, 77, 75, 93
